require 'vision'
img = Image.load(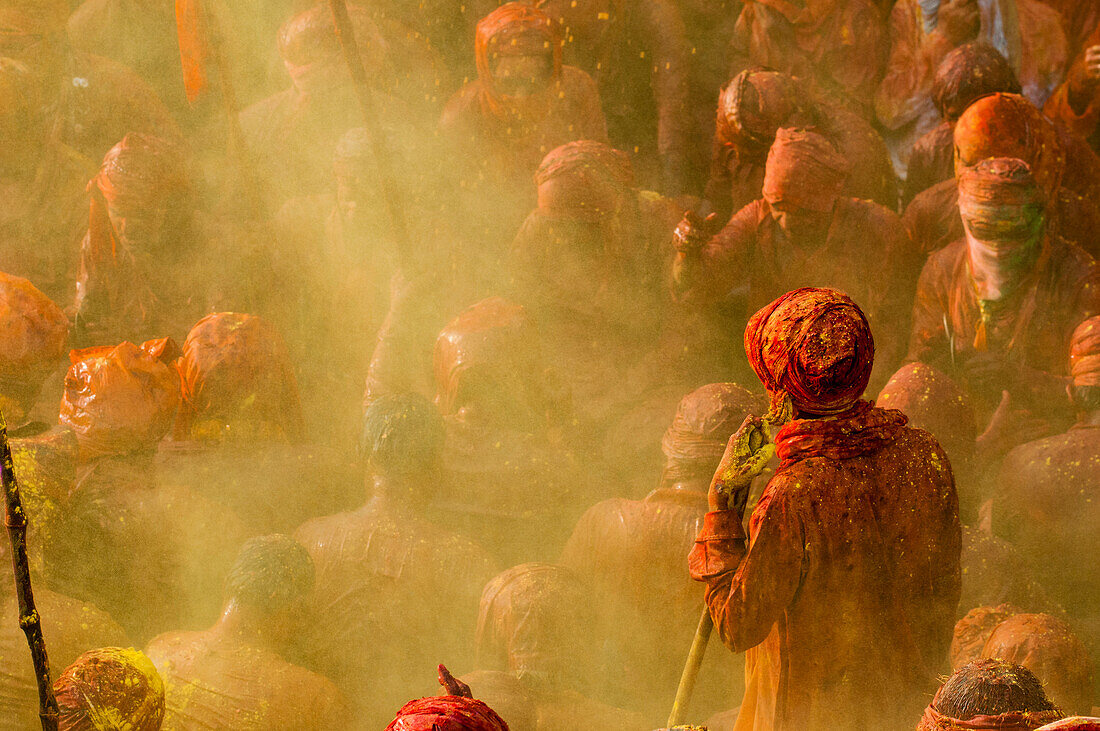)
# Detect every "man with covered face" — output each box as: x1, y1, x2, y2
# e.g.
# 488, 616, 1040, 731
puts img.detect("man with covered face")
442, 2, 607, 259
674, 128, 919, 384
704, 68, 896, 223
908, 157, 1100, 437
0, 0, 178, 299
904, 92, 1100, 258
689, 287, 960, 730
